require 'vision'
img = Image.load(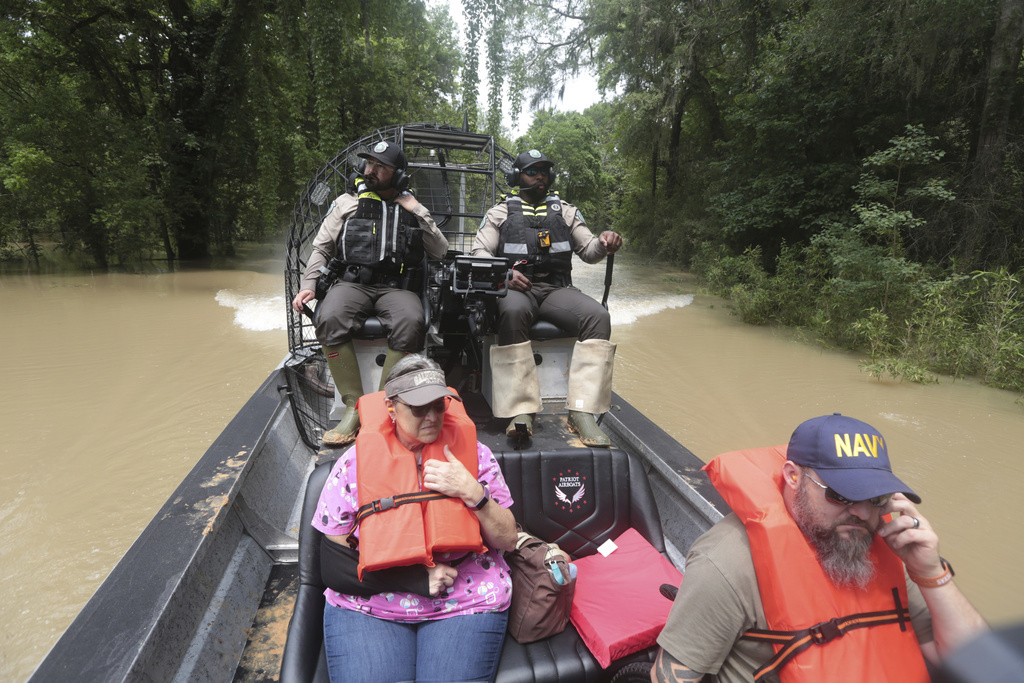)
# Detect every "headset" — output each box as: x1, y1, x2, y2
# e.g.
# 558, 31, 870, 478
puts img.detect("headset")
505, 163, 552, 188
356, 157, 410, 193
